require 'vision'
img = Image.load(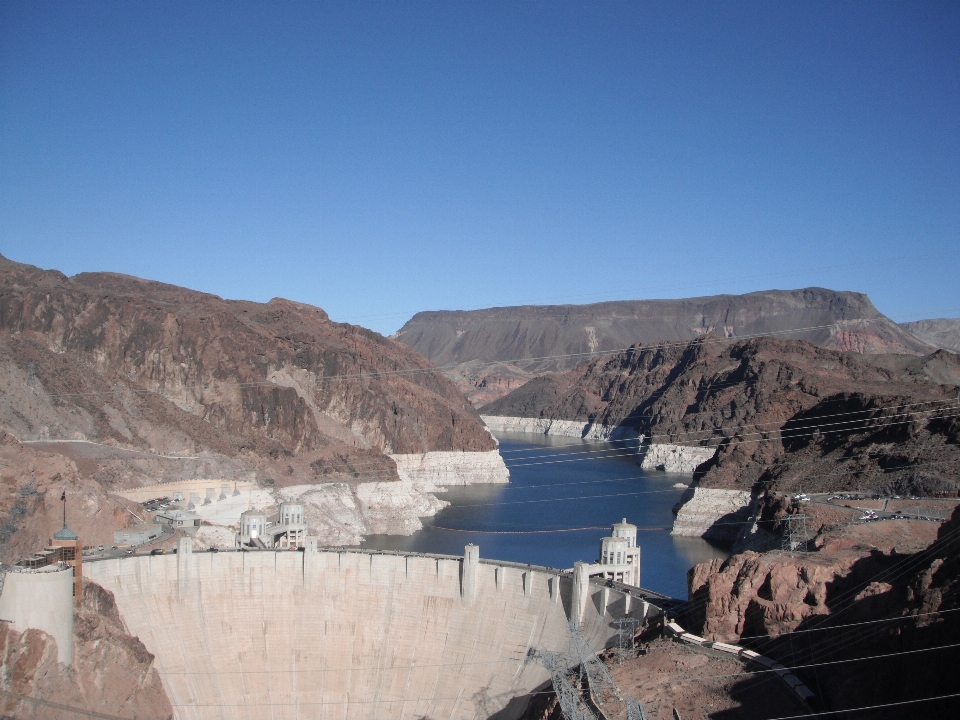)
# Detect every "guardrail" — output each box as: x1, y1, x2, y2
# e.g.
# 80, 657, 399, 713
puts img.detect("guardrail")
664, 622, 815, 705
